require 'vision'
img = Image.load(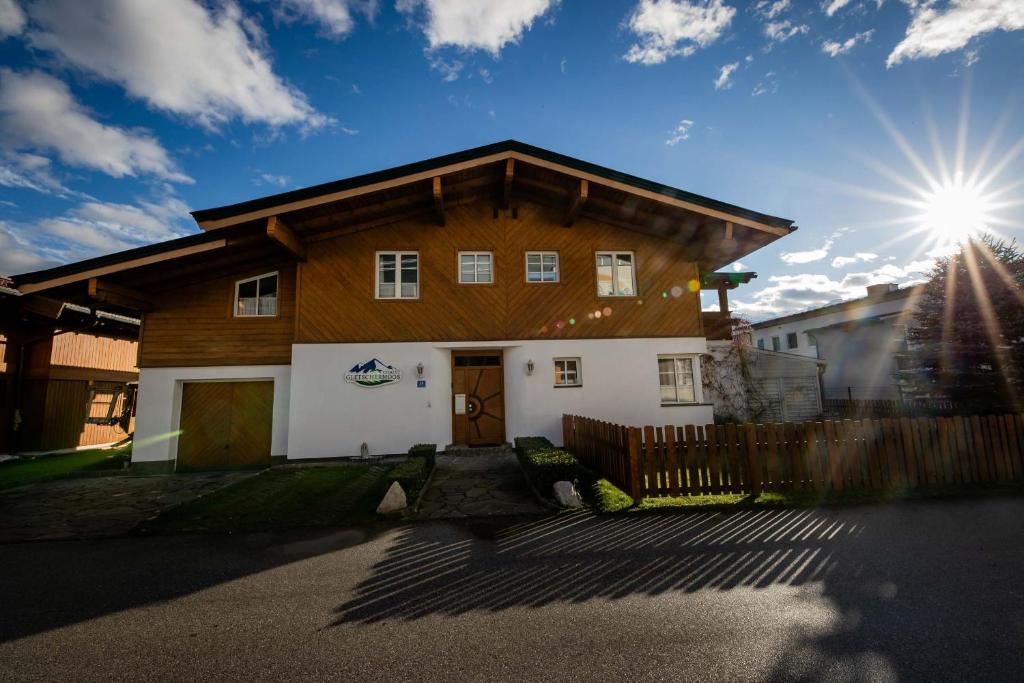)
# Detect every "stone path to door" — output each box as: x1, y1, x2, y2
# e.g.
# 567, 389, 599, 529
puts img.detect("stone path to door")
0, 472, 254, 543
416, 450, 550, 519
